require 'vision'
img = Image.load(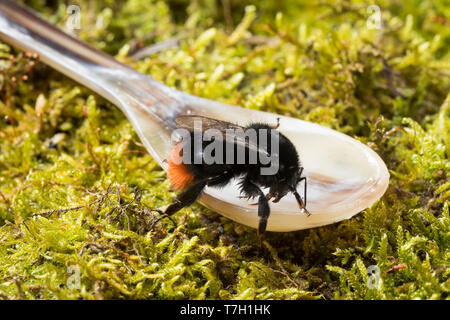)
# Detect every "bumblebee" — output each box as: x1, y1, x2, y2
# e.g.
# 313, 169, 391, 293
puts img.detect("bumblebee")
163, 115, 309, 236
